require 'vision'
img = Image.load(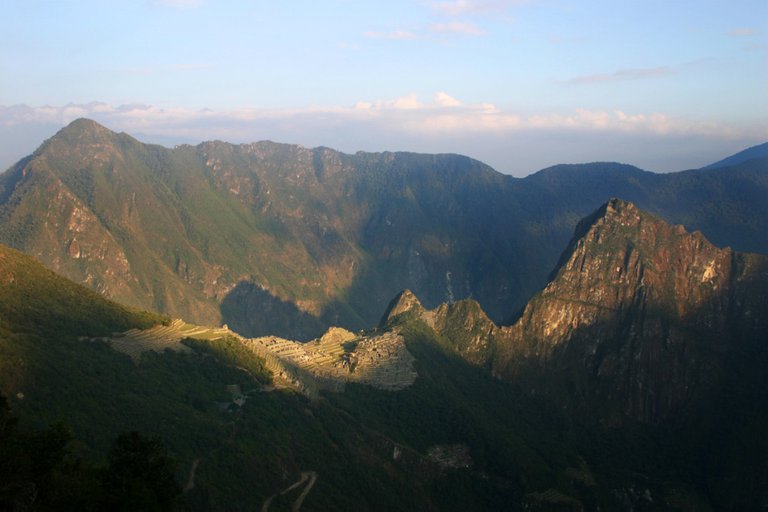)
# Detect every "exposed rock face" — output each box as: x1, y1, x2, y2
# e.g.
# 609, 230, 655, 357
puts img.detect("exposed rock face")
388, 199, 768, 425
493, 199, 768, 424
382, 290, 496, 365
